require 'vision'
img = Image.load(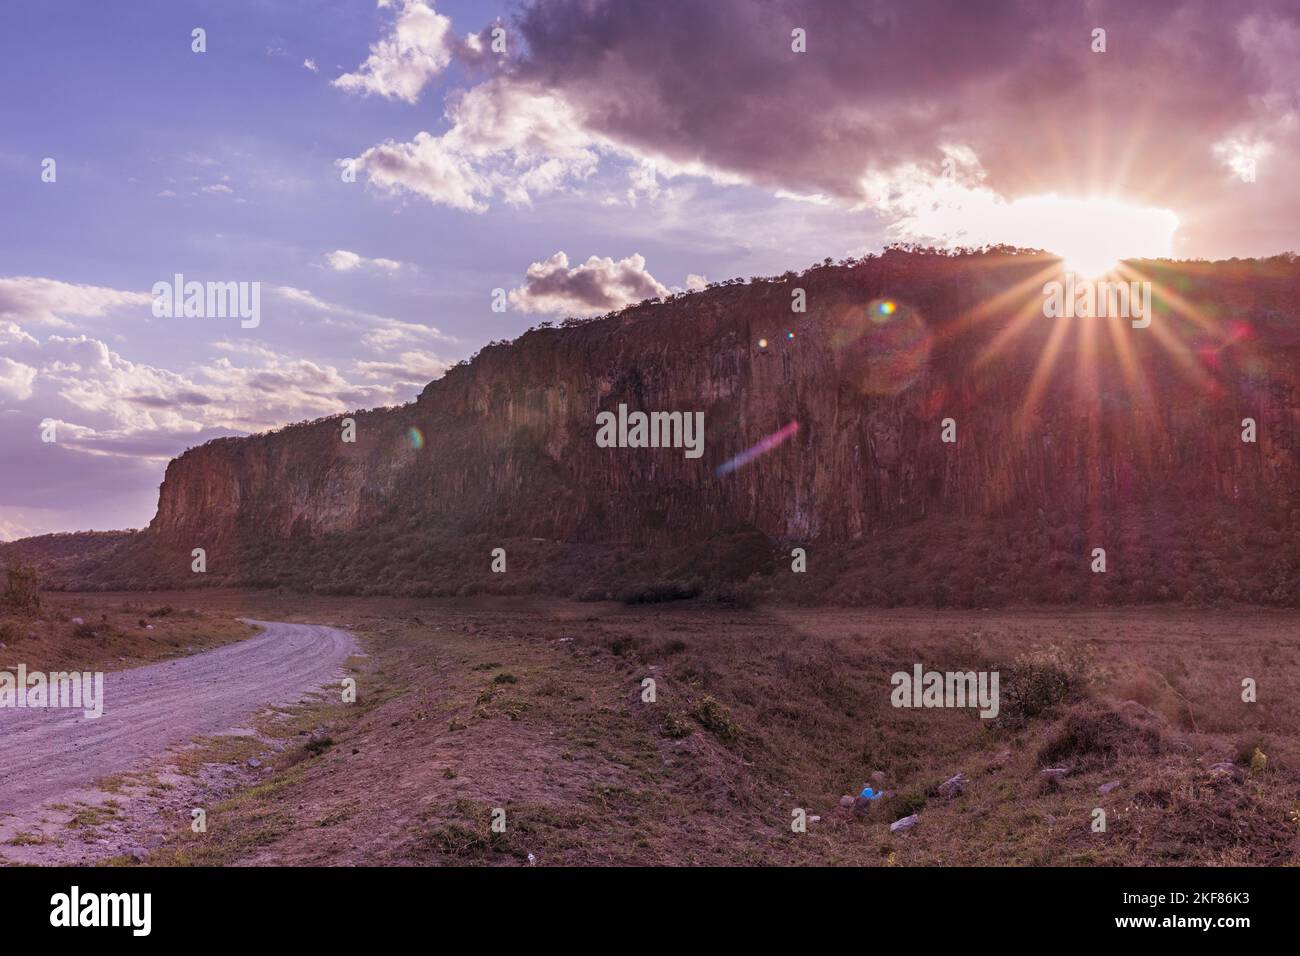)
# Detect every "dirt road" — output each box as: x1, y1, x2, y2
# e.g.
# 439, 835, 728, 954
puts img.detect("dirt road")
0, 621, 356, 814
